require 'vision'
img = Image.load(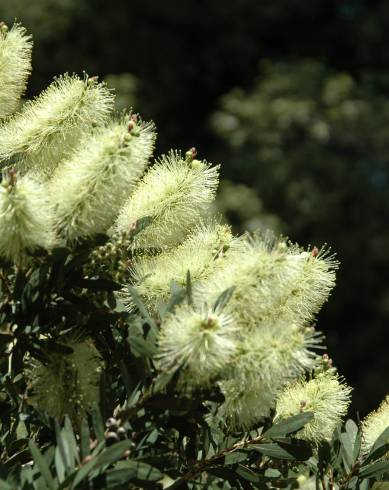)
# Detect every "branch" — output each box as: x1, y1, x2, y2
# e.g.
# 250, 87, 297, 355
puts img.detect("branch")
167, 432, 264, 488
